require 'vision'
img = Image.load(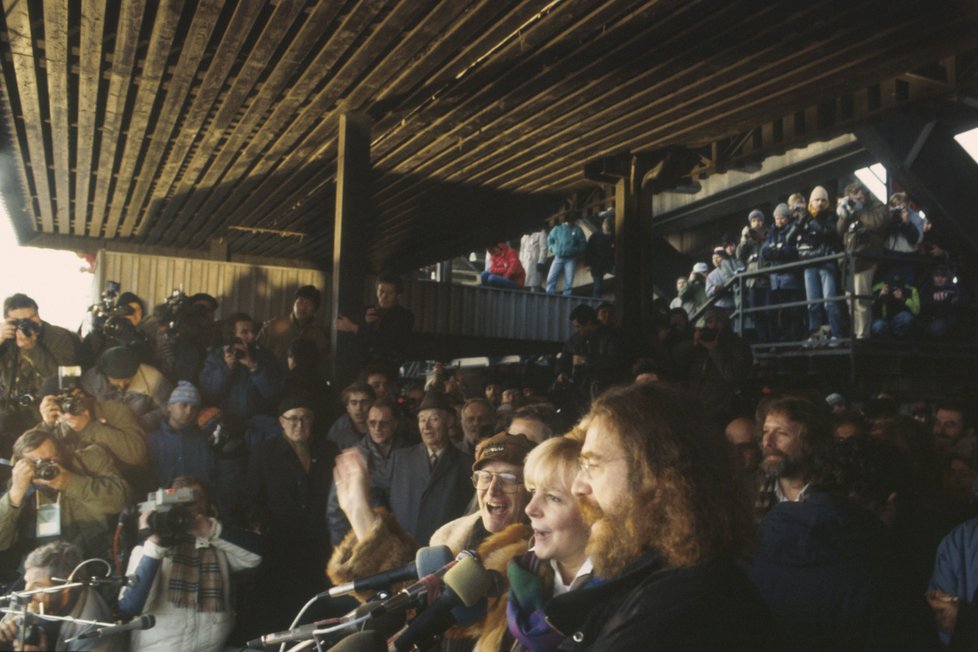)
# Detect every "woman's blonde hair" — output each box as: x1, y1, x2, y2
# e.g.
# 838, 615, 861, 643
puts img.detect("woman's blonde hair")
523, 436, 581, 494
